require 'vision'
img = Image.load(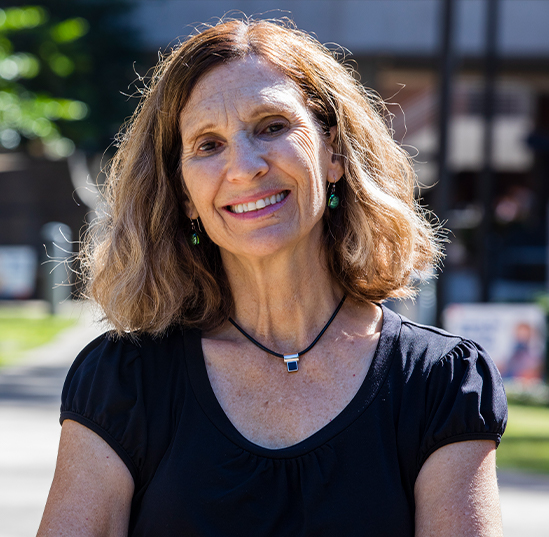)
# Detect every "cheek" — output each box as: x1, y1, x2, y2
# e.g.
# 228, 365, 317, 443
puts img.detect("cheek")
182, 164, 219, 213
286, 131, 329, 213
292, 128, 318, 159
185, 180, 222, 240
287, 130, 325, 185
